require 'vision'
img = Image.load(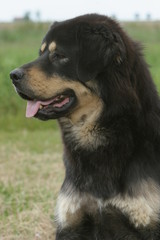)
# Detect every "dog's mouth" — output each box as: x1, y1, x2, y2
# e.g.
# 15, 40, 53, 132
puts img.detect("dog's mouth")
18, 90, 76, 120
